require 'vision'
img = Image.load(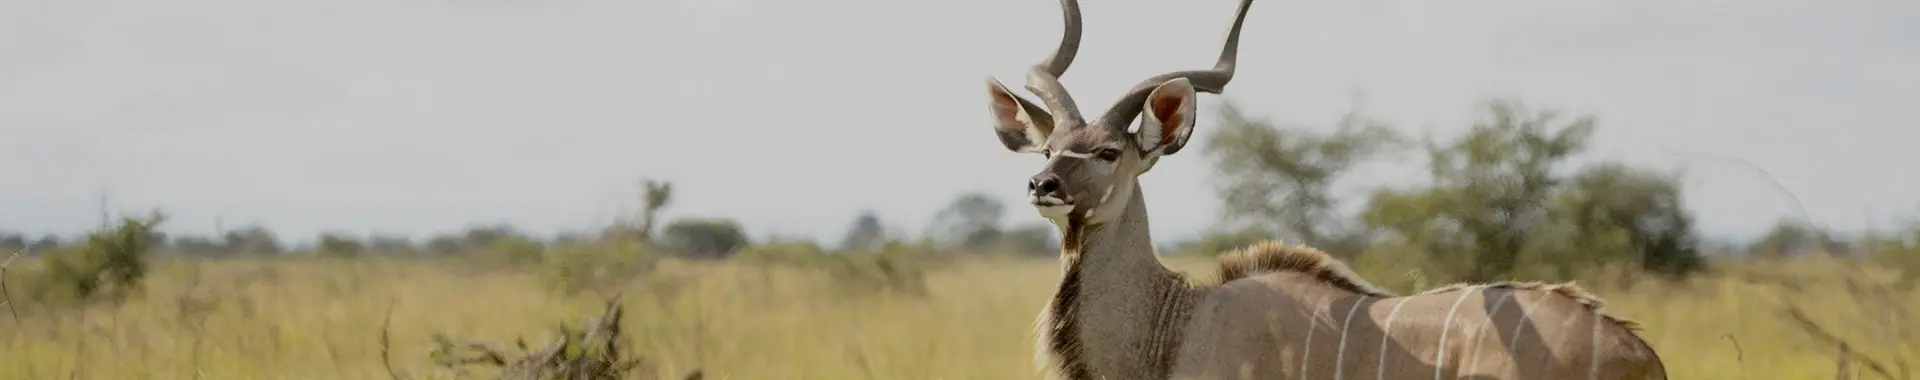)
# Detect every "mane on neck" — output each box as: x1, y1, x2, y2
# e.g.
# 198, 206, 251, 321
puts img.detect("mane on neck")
1214, 241, 1397, 297
1215, 241, 1647, 333
1419, 281, 1643, 331
1043, 213, 1095, 379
